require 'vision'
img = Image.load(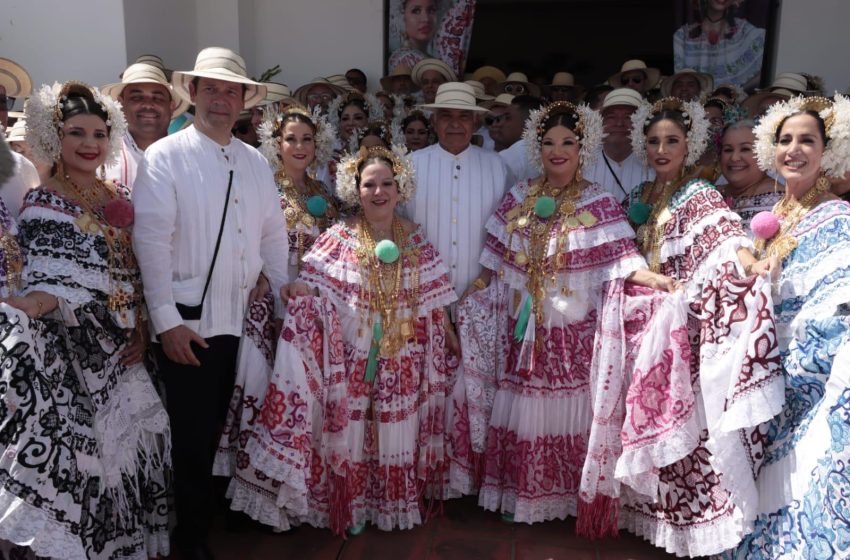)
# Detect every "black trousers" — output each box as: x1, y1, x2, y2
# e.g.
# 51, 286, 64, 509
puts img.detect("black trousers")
155, 335, 239, 549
